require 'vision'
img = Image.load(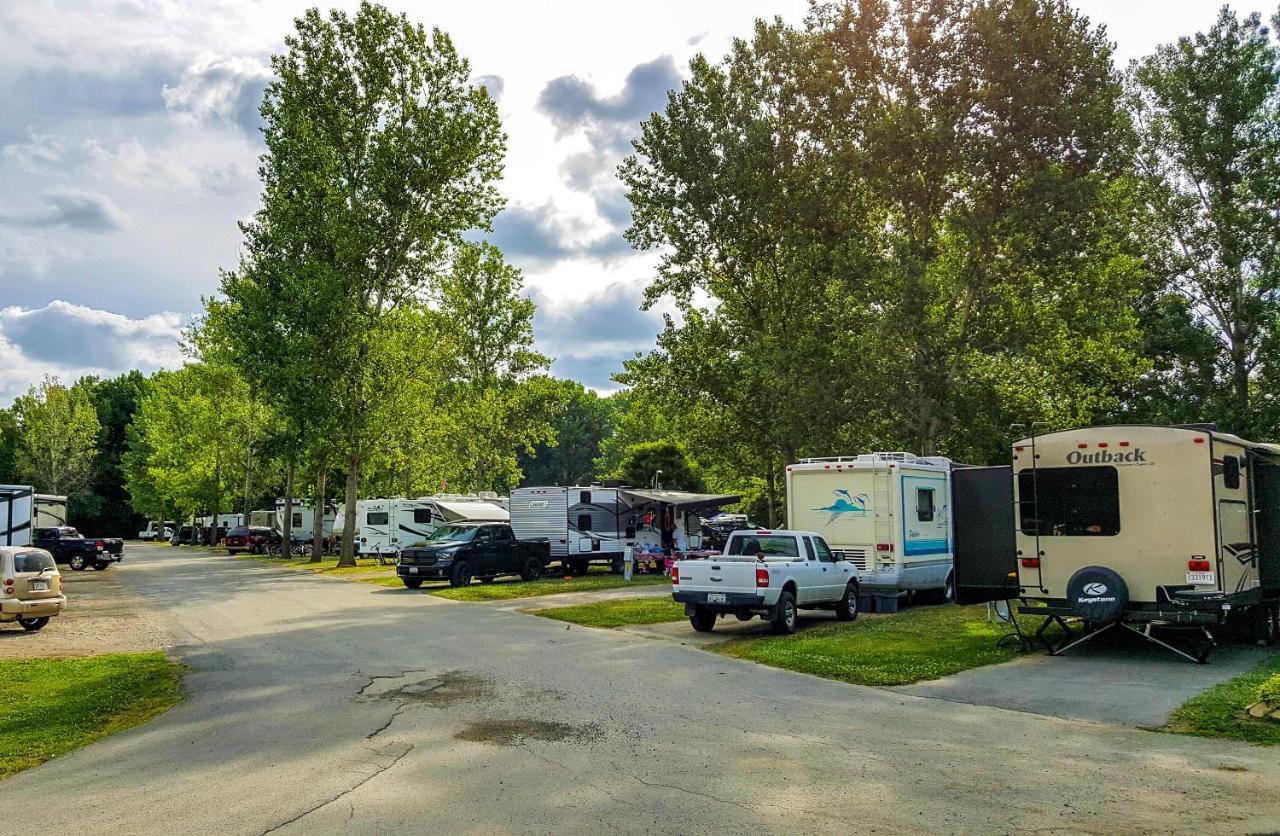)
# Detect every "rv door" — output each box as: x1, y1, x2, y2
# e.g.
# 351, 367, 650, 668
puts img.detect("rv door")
951, 466, 1018, 605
